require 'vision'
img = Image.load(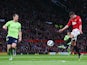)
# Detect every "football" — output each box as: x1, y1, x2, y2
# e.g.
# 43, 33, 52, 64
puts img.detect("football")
47, 40, 54, 46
